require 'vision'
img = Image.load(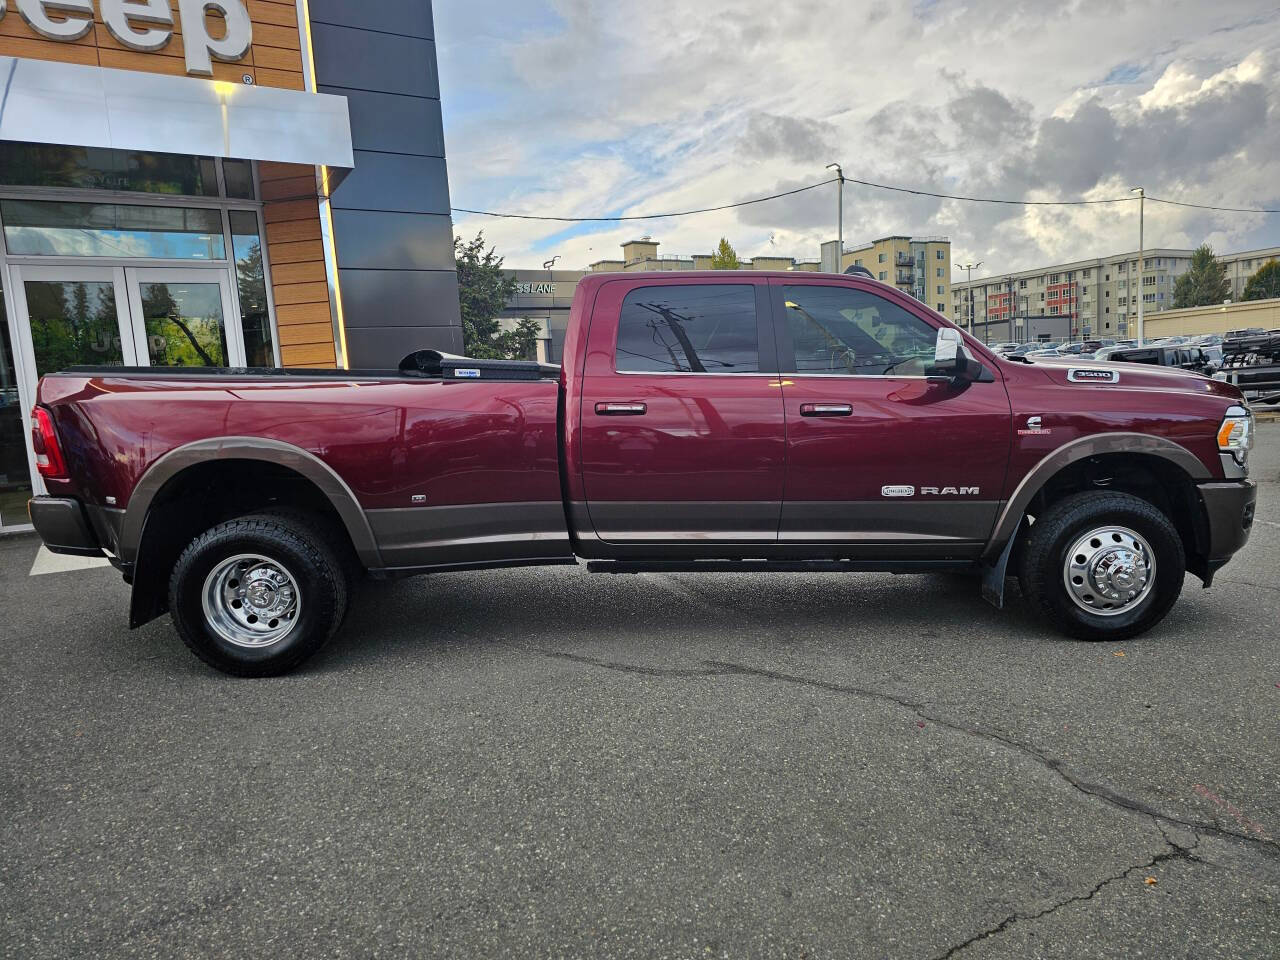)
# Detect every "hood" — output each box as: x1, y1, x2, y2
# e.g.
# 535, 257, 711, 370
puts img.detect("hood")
1026, 357, 1244, 402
